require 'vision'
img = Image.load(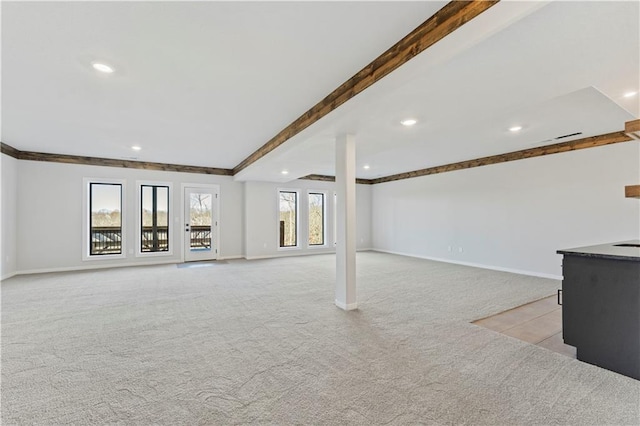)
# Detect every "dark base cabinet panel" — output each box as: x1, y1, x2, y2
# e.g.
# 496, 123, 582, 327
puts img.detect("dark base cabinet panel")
562, 255, 640, 380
